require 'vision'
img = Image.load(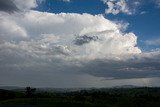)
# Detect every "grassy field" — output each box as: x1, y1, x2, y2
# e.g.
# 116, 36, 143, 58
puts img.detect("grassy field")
1, 87, 160, 107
